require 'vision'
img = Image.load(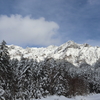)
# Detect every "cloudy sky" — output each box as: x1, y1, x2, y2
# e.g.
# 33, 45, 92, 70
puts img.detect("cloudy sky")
0, 0, 100, 47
